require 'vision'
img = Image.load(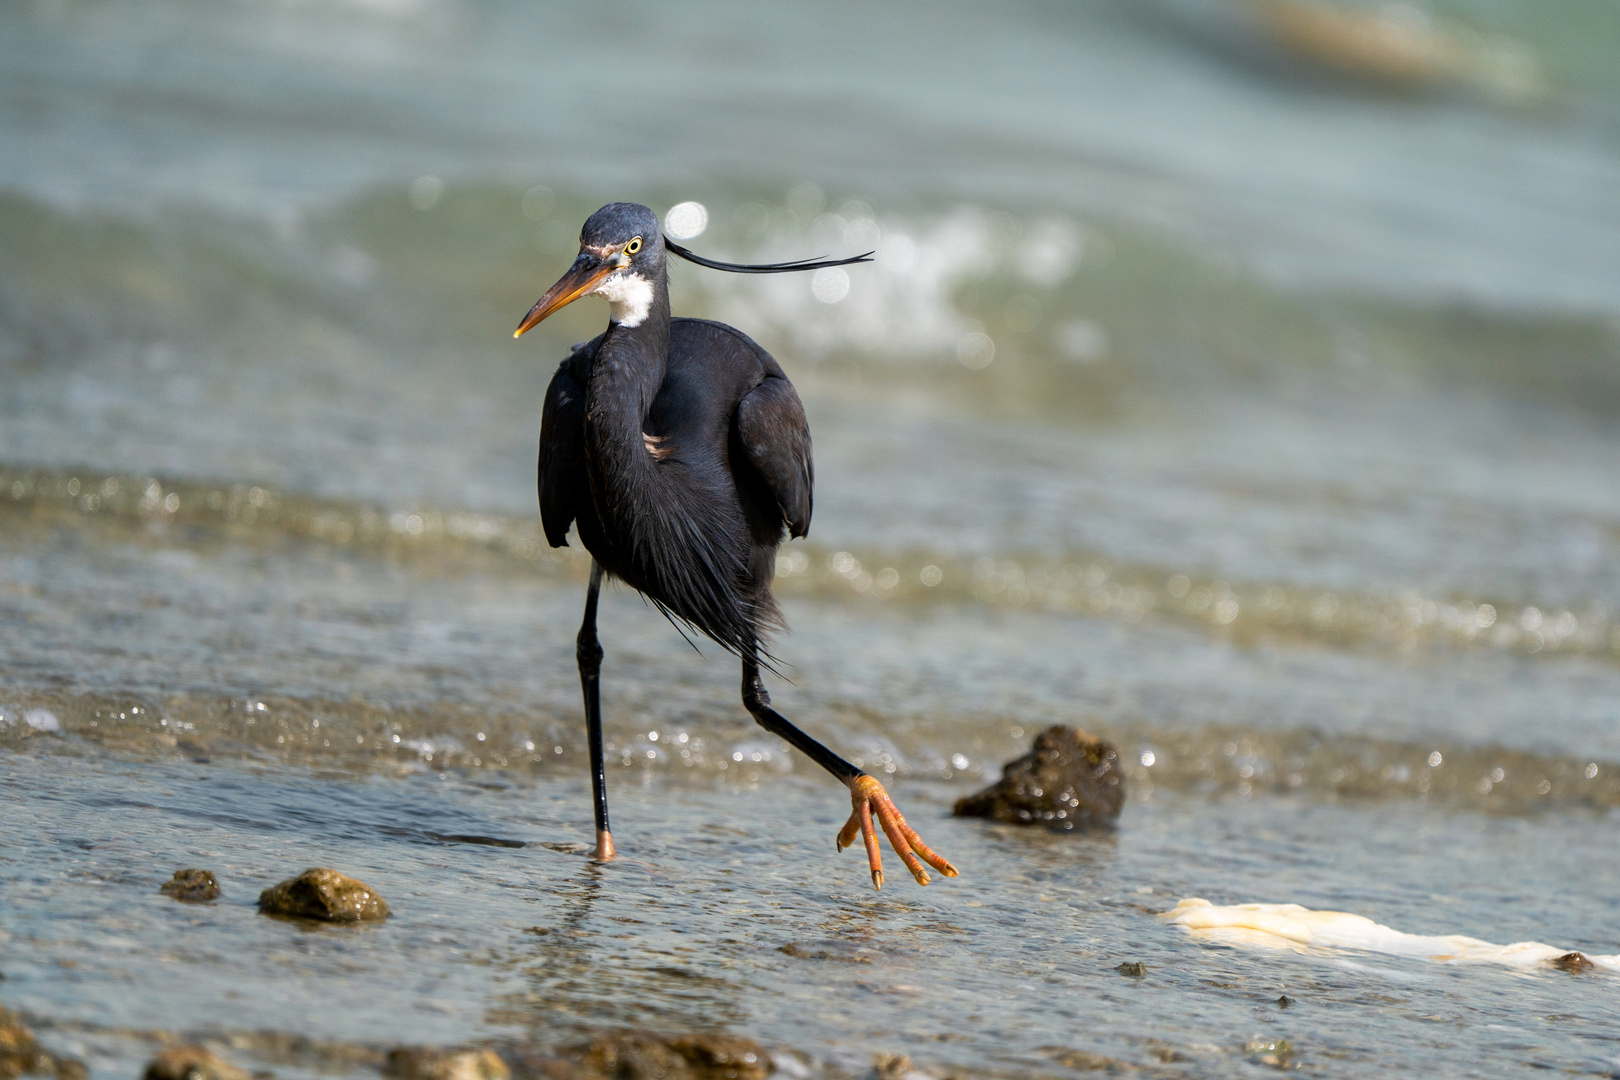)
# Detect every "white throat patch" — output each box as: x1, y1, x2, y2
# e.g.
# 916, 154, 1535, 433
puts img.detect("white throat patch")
590, 272, 653, 328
